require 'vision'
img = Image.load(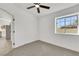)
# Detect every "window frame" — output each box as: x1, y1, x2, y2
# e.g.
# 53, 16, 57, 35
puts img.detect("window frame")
55, 13, 79, 35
